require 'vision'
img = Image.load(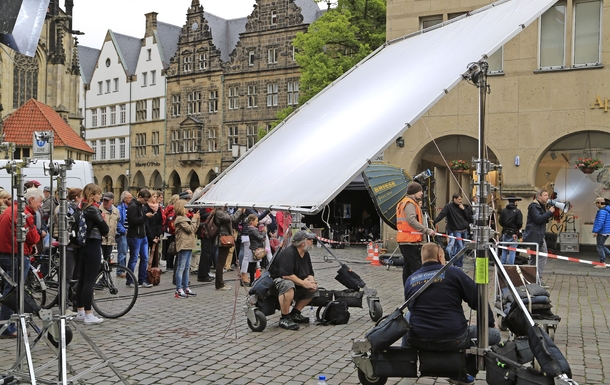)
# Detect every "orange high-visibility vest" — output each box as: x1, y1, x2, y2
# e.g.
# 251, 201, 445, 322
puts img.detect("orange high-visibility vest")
396, 196, 423, 243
